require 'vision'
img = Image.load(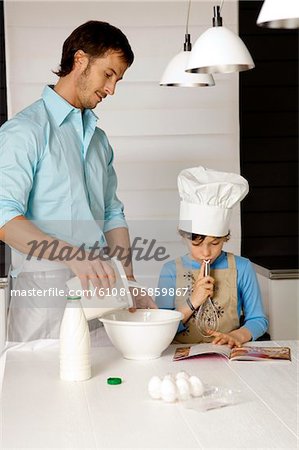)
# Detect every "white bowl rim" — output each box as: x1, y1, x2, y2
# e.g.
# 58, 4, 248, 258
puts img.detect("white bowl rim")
99, 309, 182, 326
